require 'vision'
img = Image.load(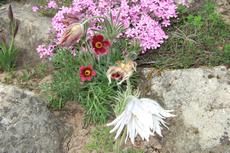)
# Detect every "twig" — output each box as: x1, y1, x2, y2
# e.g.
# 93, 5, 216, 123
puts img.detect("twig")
137, 61, 158, 66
